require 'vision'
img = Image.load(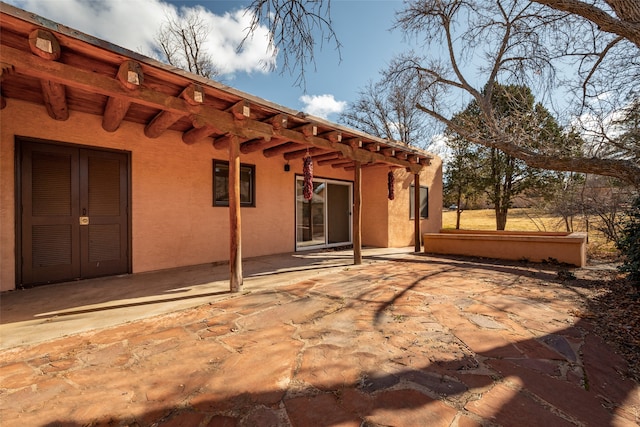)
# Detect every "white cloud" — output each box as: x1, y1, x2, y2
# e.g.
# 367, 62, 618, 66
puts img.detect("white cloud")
299, 94, 346, 119
8, 0, 275, 76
